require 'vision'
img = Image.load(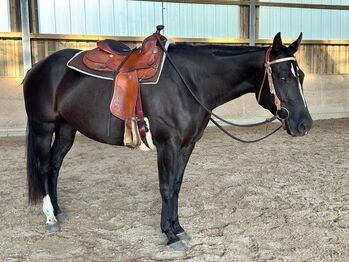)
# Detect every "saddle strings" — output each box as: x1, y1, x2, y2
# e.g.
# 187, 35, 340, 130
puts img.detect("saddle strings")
154, 34, 282, 143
